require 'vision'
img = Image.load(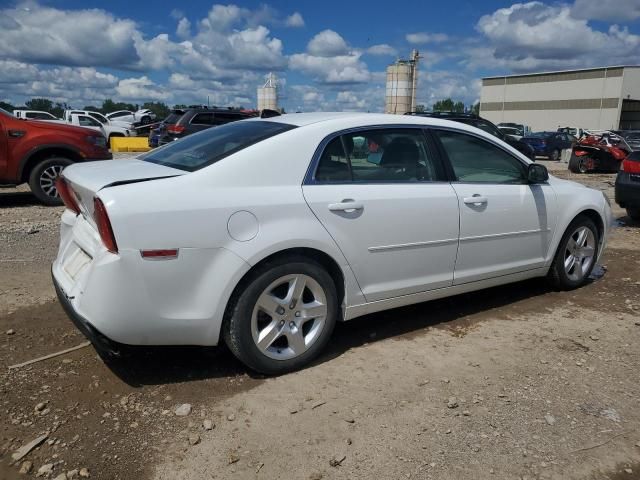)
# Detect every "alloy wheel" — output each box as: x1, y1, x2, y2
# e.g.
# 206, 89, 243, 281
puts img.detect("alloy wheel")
39, 165, 64, 198
563, 226, 596, 282
251, 274, 328, 361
